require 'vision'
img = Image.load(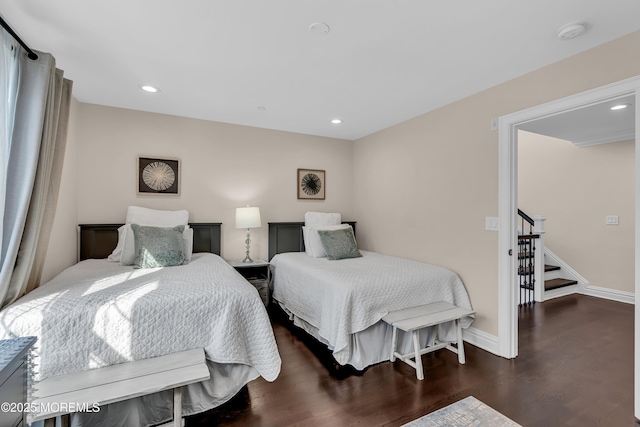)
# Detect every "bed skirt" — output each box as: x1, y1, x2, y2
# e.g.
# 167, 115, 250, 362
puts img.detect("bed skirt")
275, 299, 442, 371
